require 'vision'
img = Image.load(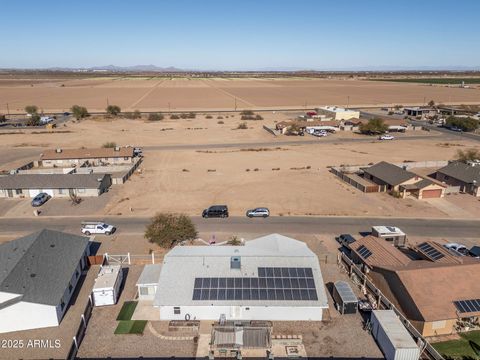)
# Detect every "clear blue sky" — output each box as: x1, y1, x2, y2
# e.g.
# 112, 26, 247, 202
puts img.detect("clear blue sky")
1, 0, 479, 70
